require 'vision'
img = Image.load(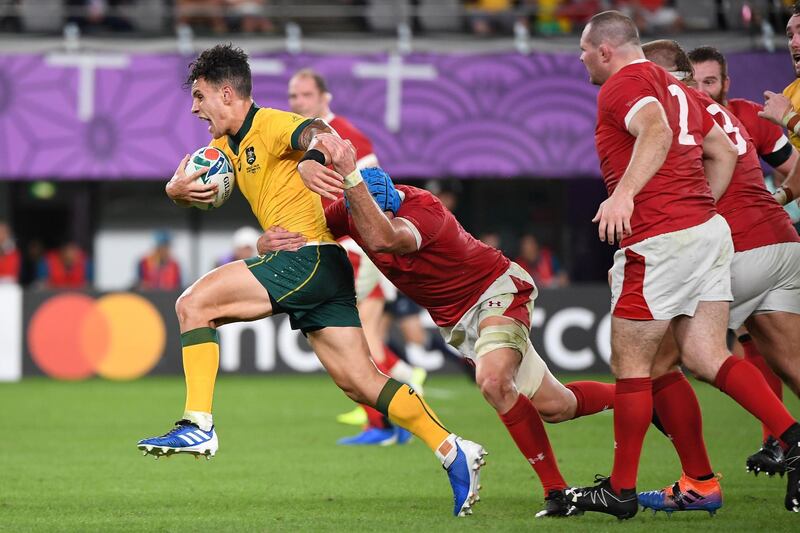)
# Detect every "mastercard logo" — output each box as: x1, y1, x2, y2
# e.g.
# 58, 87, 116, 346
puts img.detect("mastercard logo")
28, 293, 166, 380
